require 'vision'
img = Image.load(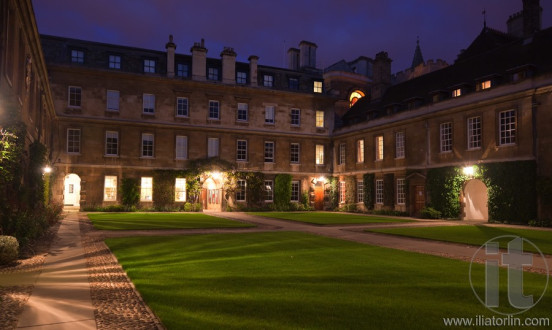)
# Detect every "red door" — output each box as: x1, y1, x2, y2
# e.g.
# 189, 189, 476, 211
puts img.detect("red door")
314, 185, 324, 210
